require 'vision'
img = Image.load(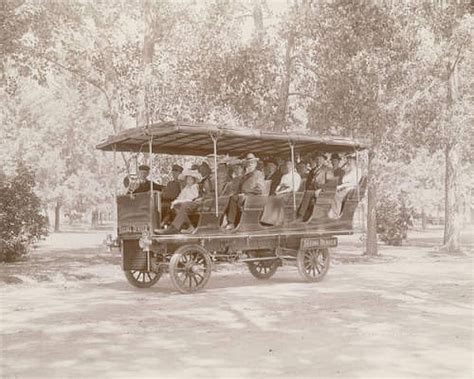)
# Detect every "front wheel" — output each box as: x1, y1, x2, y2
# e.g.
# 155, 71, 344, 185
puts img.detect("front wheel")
124, 269, 162, 288
297, 248, 330, 282
169, 245, 212, 294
